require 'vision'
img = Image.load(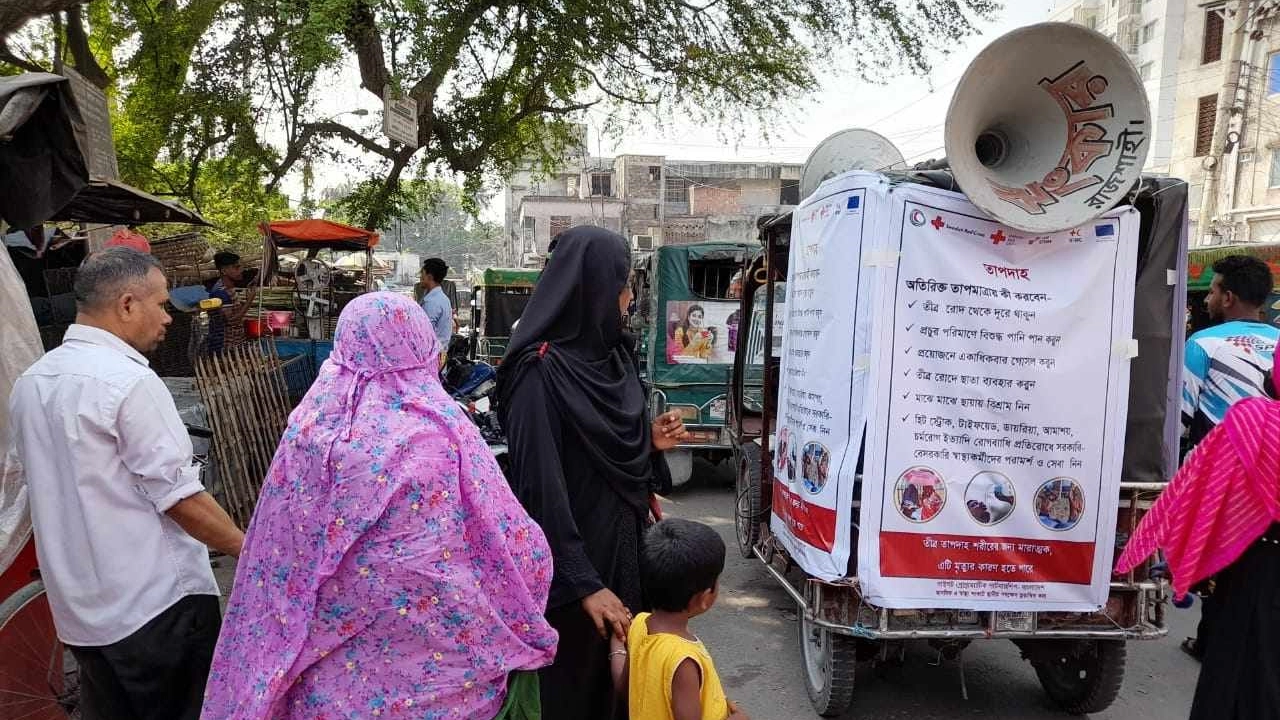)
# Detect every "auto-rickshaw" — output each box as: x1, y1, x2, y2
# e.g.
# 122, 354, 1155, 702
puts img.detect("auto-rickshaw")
470, 267, 540, 365
726, 173, 1188, 717
631, 241, 756, 487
